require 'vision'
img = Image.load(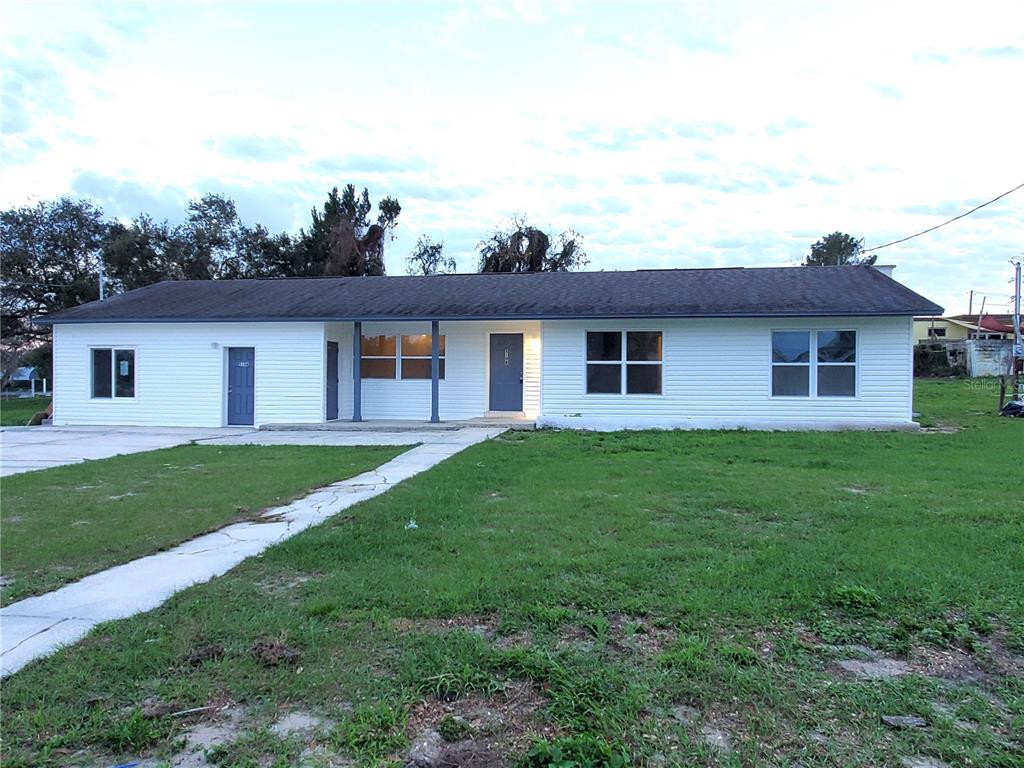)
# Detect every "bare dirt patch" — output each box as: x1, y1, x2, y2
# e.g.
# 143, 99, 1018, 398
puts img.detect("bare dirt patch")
838, 658, 912, 680
608, 614, 676, 655
405, 680, 557, 764
251, 637, 302, 666
269, 709, 329, 737
184, 642, 225, 667
392, 614, 501, 640
138, 704, 249, 768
